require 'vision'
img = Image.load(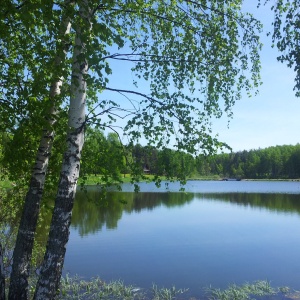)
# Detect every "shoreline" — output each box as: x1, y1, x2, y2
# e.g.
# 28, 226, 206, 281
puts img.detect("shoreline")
1, 177, 300, 189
